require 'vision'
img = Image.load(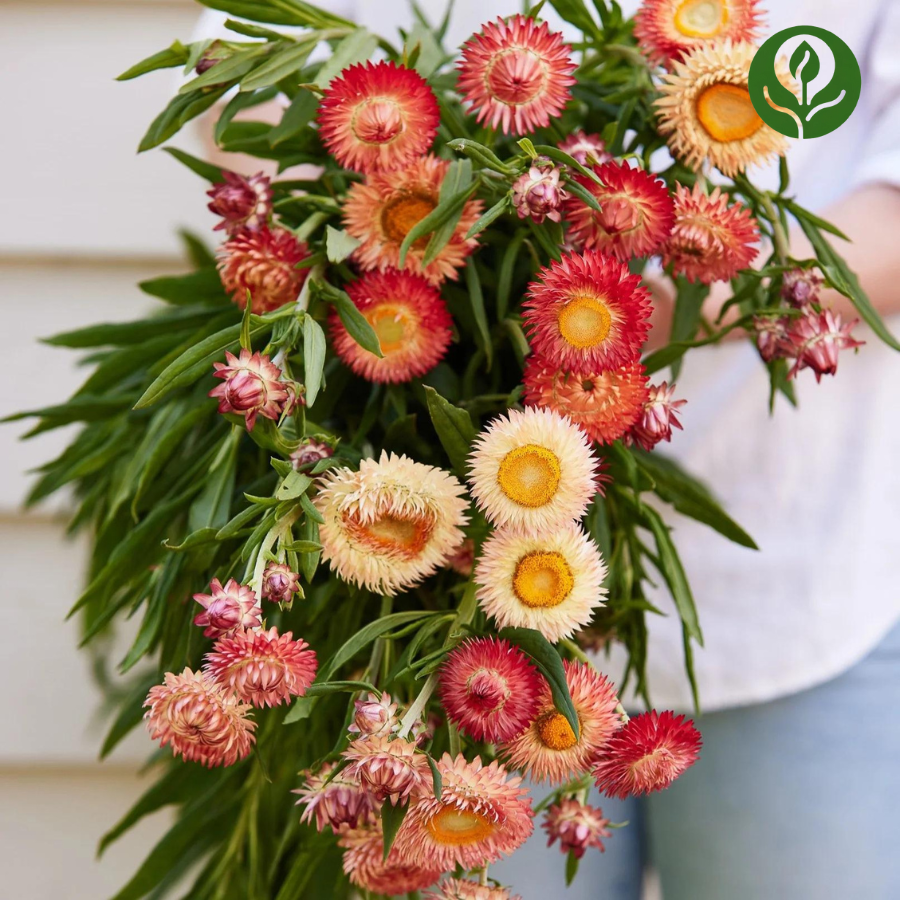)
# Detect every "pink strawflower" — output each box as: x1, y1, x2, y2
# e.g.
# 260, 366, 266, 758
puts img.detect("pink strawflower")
427, 879, 521, 900
261, 562, 300, 604
204, 626, 317, 708
207, 171, 273, 235
343, 735, 431, 805
209, 349, 289, 431
543, 797, 611, 858
192, 577, 261, 638
512, 163, 568, 224
457, 15, 576, 135
293, 762, 376, 832
440, 637, 543, 743
781, 268, 823, 308
217, 226, 310, 313
593, 710, 701, 799
290, 439, 333, 469
144, 668, 255, 767
348, 691, 400, 739
558, 130, 611, 166
753, 315, 791, 363
786, 309, 864, 382
626, 382, 686, 451
445, 537, 475, 577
